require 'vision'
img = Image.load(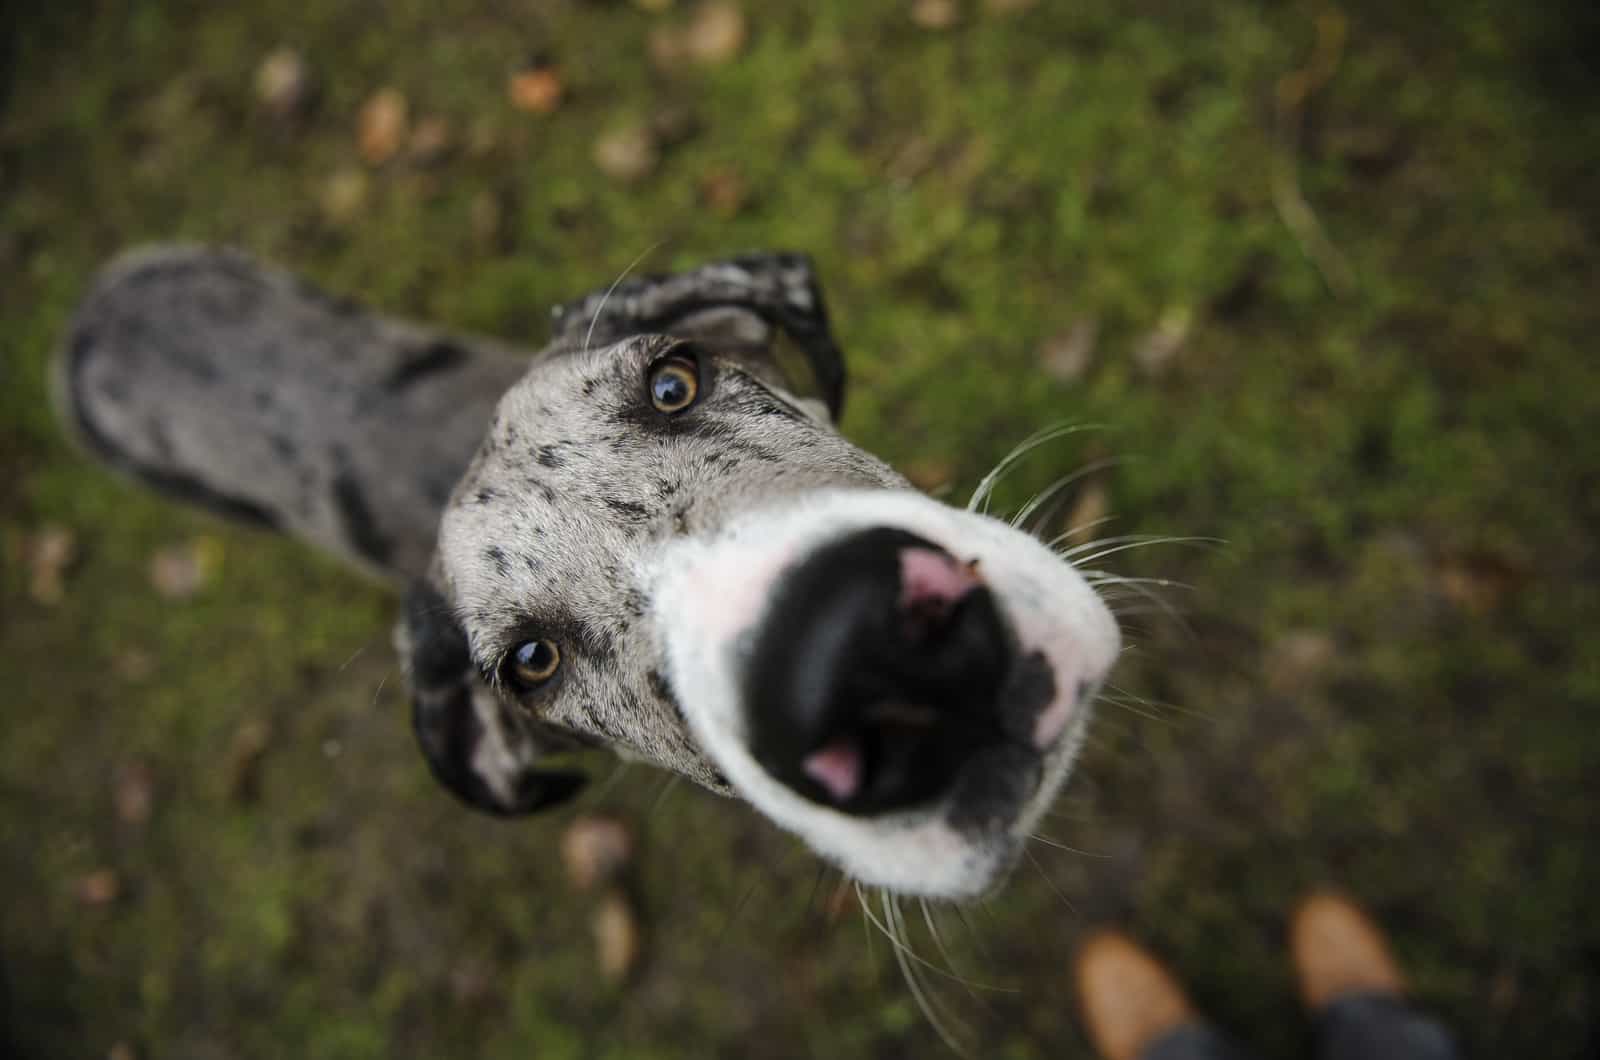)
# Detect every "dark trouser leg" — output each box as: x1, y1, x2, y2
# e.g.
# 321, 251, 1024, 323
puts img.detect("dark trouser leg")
1140, 1023, 1262, 1060
1317, 992, 1462, 1060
